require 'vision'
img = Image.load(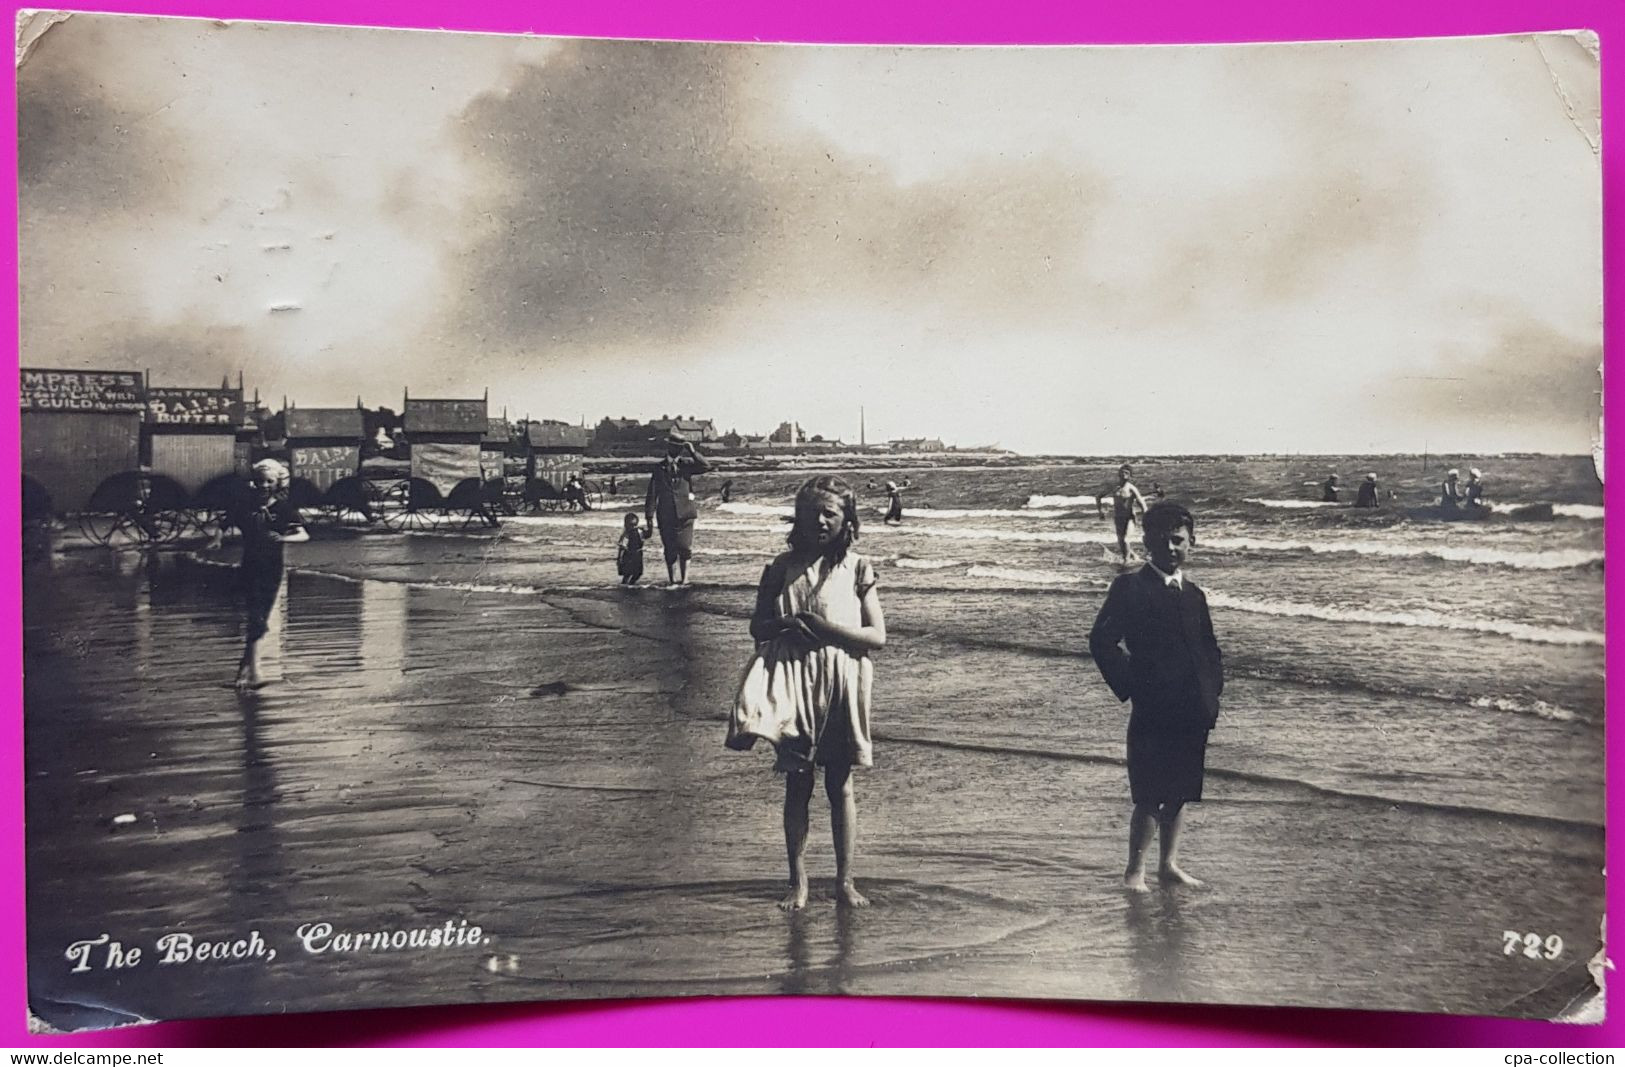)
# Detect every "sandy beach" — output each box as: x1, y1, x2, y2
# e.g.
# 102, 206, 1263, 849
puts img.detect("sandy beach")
25, 461, 1604, 1027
